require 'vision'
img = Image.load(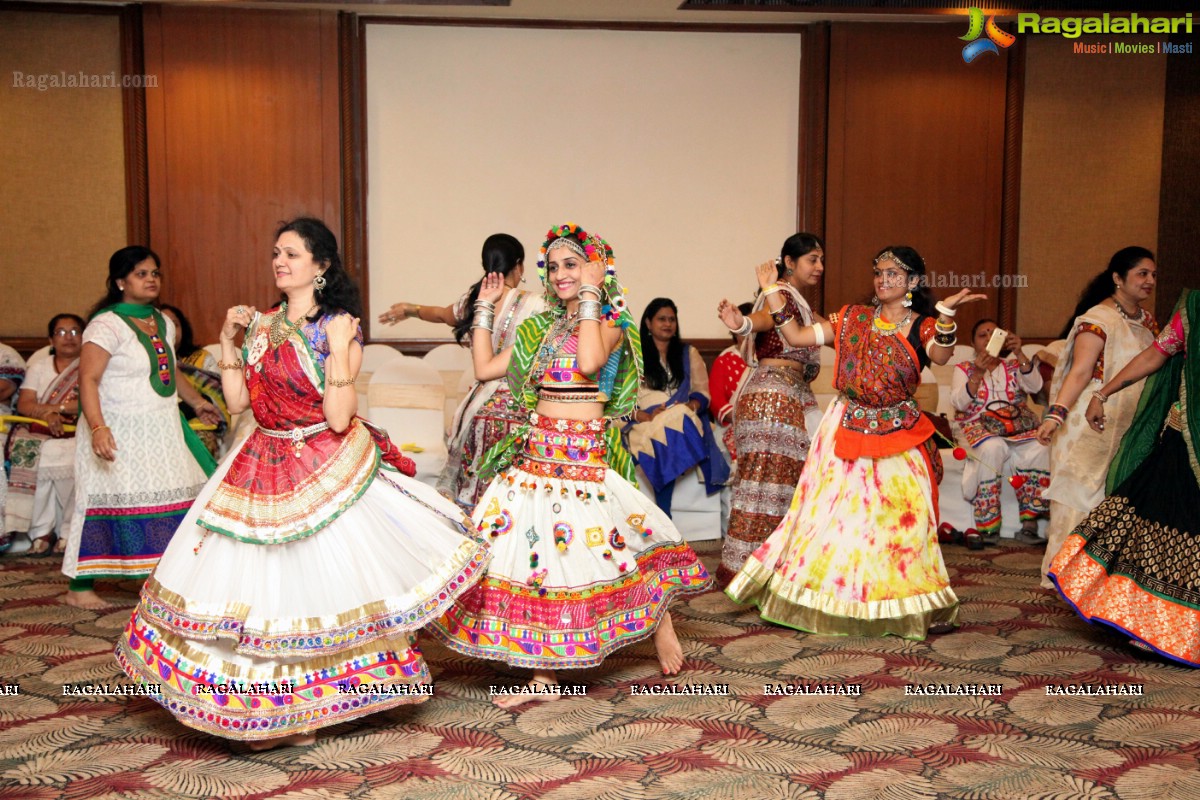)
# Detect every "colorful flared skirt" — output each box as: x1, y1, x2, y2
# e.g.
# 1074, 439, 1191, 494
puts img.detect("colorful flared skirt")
430, 413, 712, 669
727, 398, 958, 639
718, 365, 815, 586
115, 423, 490, 740
1049, 427, 1200, 667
